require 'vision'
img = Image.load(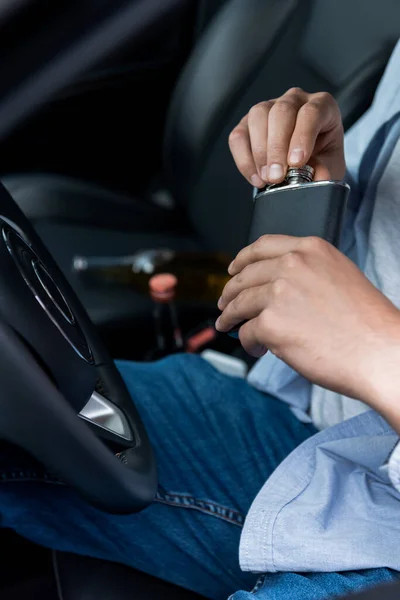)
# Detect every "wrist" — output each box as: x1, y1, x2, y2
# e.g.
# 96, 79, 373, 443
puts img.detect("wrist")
358, 313, 400, 426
